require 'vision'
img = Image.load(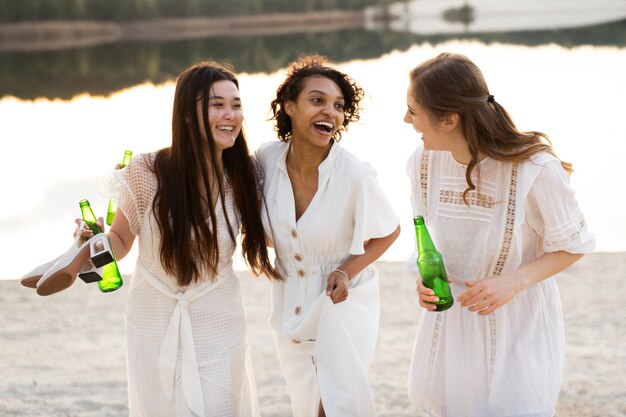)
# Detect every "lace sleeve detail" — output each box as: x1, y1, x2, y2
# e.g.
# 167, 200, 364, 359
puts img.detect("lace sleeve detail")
98, 152, 157, 236
526, 159, 595, 254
